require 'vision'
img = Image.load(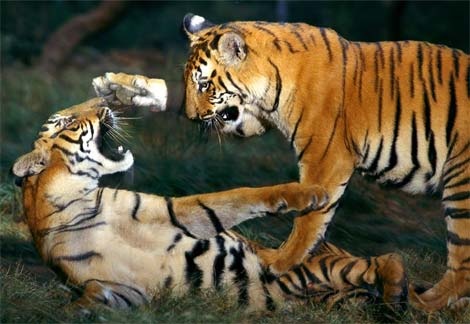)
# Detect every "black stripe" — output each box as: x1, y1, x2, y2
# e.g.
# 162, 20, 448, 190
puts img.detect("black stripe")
198, 57, 207, 65
446, 74, 457, 146
447, 231, 470, 246
320, 28, 332, 61
374, 48, 380, 91
166, 233, 183, 252
225, 71, 247, 98
290, 110, 304, 148
198, 201, 225, 233
213, 235, 227, 289
164, 197, 196, 238
283, 40, 299, 54
229, 242, 249, 306
385, 112, 420, 188
255, 24, 276, 37
319, 256, 330, 281
59, 133, 80, 144
423, 81, 432, 139
55, 251, 102, 262
445, 208, 470, 219
277, 278, 293, 295
409, 63, 415, 98
357, 43, 364, 102
217, 76, 229, 92
339, 260, 358, 286
131, 193, 141, 221
292, 266, 307, 289
209, 34, 221, 51
297, 137, 313, 162
185, 239, 210, 289
273, 39, 281, 51
396, 42, 402, 63
452, 49, 460, 78
377, 81, 401, 177
268, 58, 282, 112
376, 42, 385, 68
417, 43, 424, 80
437, 48, 443, 84
292, 28, 308, 50
366, 138, 384, 174
426, 131, 437, 180
54, 221, 106, 234
300, 264, 322, 284
378, 79, 384, 131
444, 169, 467, 188
429, 47, 437, 101
444, 157, 470, 180
445, 177, 470, 190
320, 111, 341, 160
443, 192, 470, 202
